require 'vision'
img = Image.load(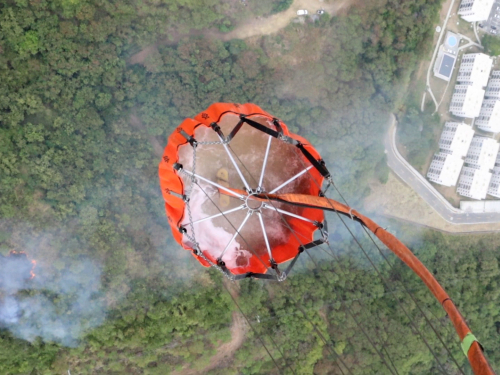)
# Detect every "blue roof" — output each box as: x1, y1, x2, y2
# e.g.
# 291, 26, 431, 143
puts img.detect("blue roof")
439, 54, 456, 78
